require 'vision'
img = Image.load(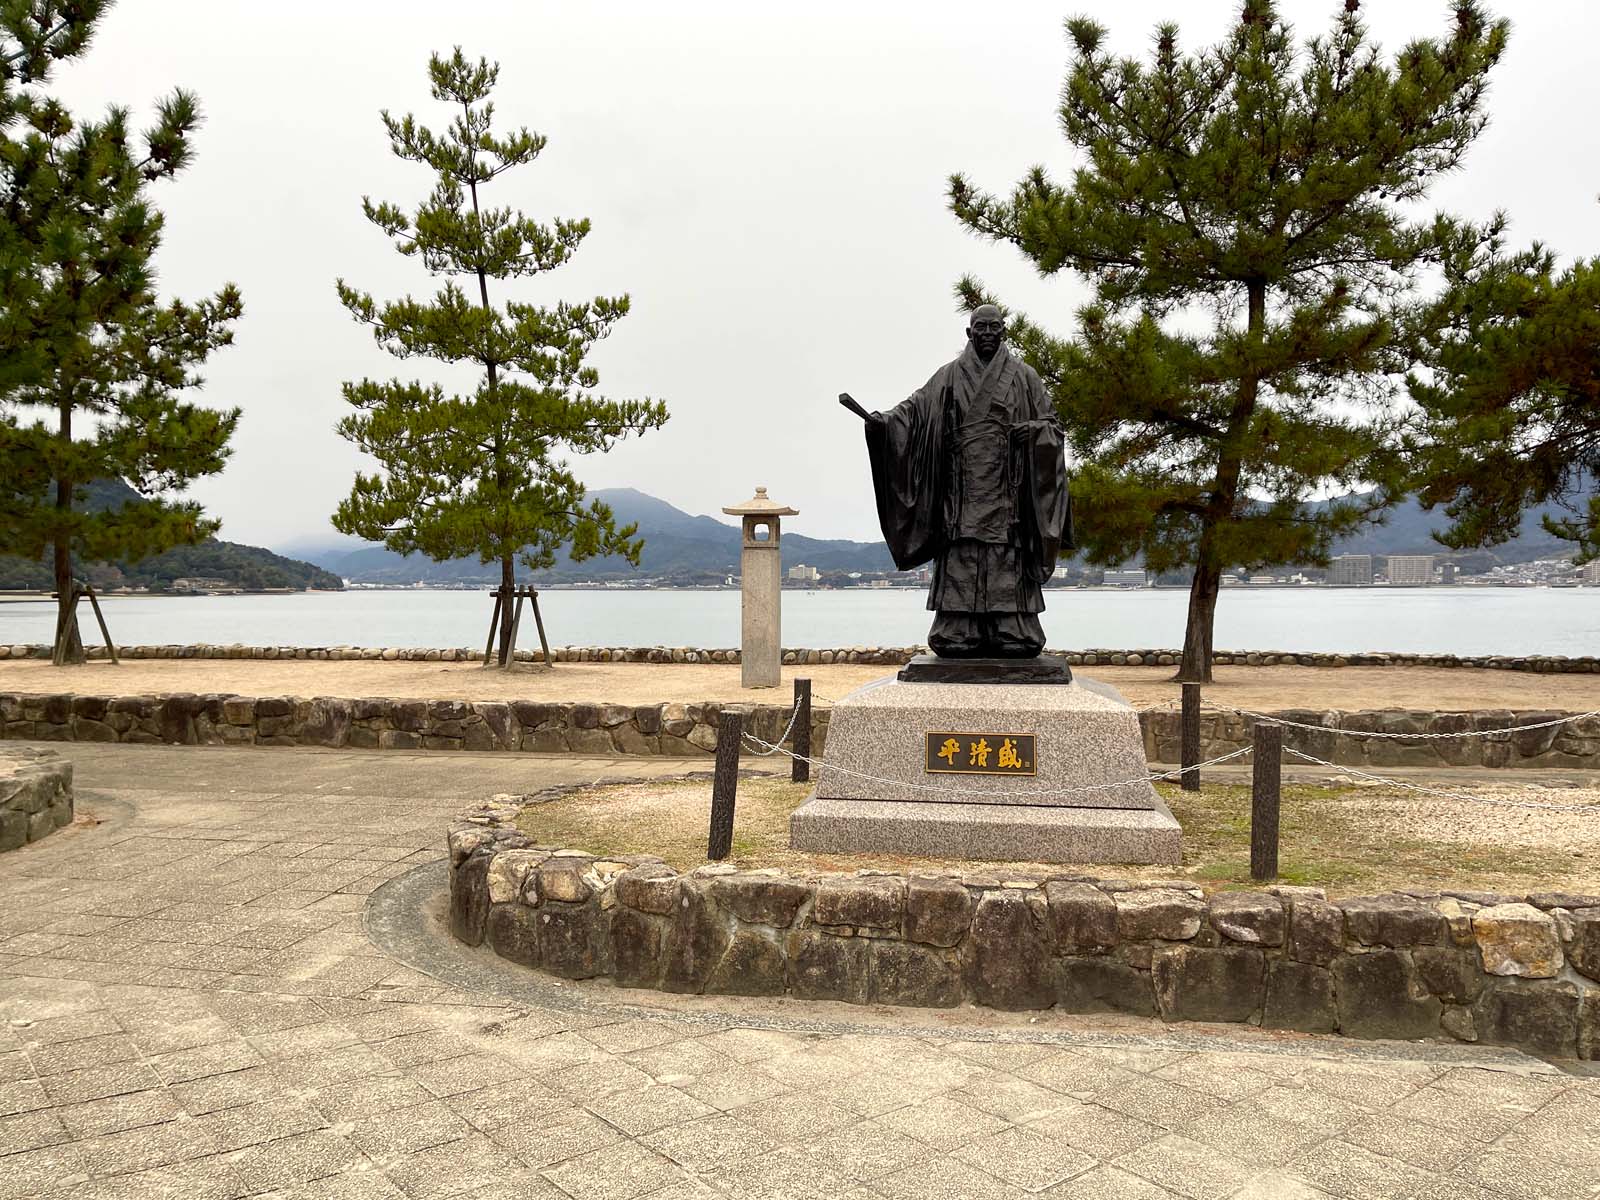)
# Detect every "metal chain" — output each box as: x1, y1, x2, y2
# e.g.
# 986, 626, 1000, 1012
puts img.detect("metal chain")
737, 719, 1598, 813
1203, 700, 1600, 741
736, 686, 1599, 812
737, 729, 1255, 801
740, 697, 806, 757
1281, 747, 1600, 813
